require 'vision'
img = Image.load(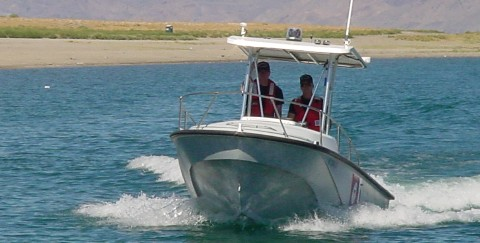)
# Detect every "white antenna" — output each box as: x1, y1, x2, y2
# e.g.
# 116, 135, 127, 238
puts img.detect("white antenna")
344, 0, 354, 45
